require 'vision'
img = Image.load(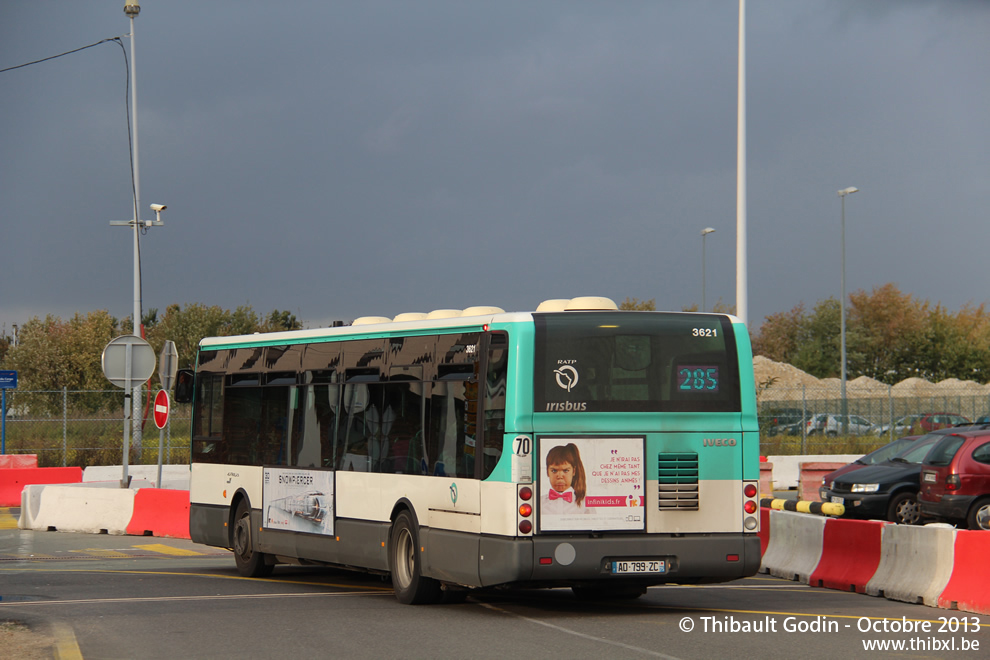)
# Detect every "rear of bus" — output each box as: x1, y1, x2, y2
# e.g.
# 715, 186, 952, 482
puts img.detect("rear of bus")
498, 310, 761, 592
